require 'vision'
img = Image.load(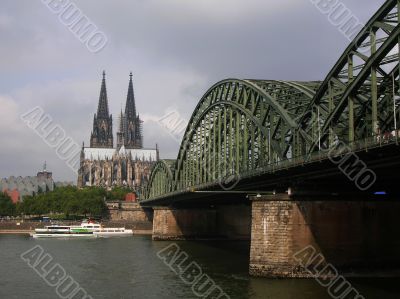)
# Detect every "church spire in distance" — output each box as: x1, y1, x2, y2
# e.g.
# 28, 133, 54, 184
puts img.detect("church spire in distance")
97, 70, 110, 118
124, 72, 143, 149
90, 71, 113, 148
125, 72, 136, 120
